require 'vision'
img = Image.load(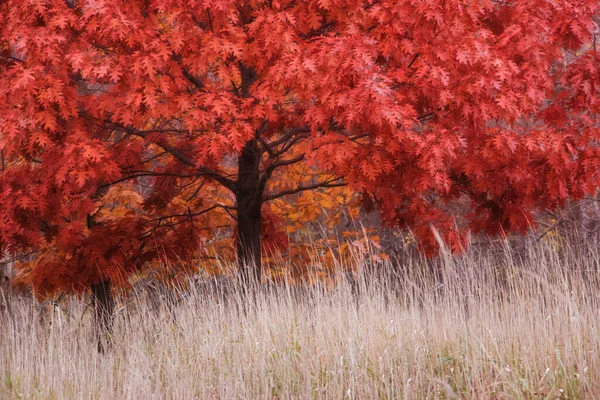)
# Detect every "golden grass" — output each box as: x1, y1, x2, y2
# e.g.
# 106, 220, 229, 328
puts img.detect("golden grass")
1, 238, 600, 399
